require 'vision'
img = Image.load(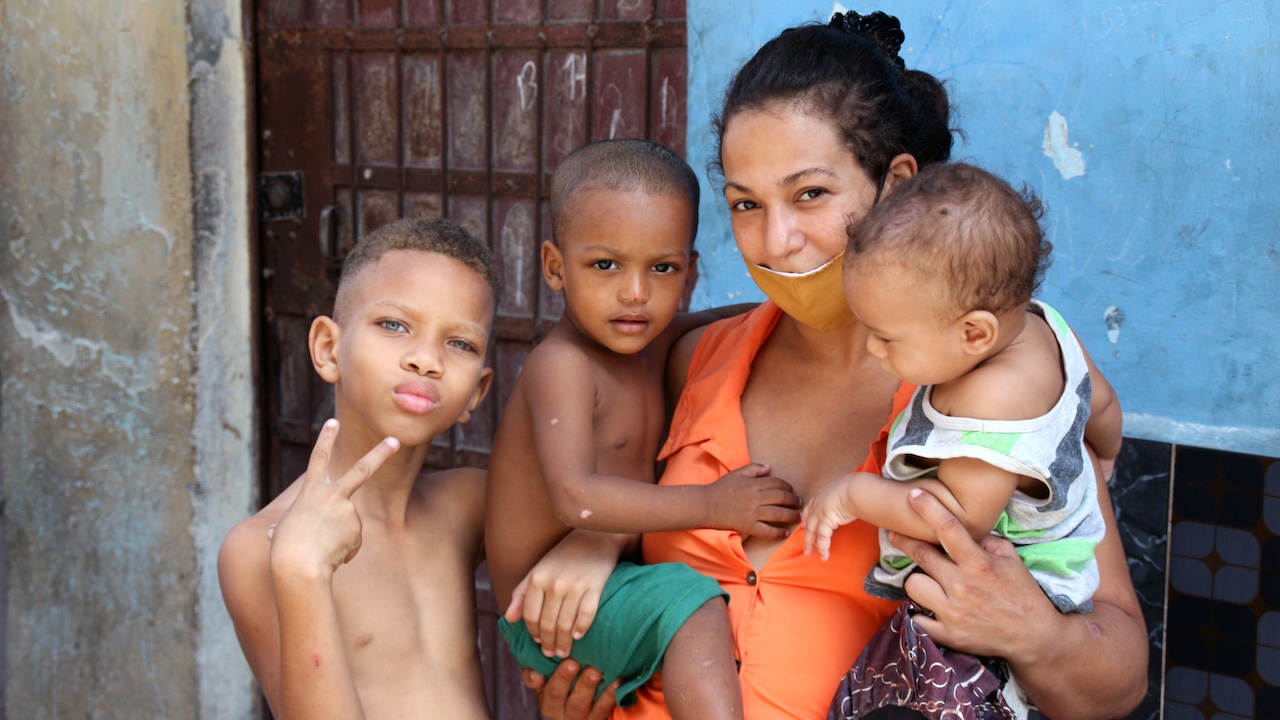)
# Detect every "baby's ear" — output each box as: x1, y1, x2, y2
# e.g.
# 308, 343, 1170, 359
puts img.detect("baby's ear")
540, 240, 566, 291
309, 315, 343, 384
457, 367, 494, 425
959, 310, 999, 356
